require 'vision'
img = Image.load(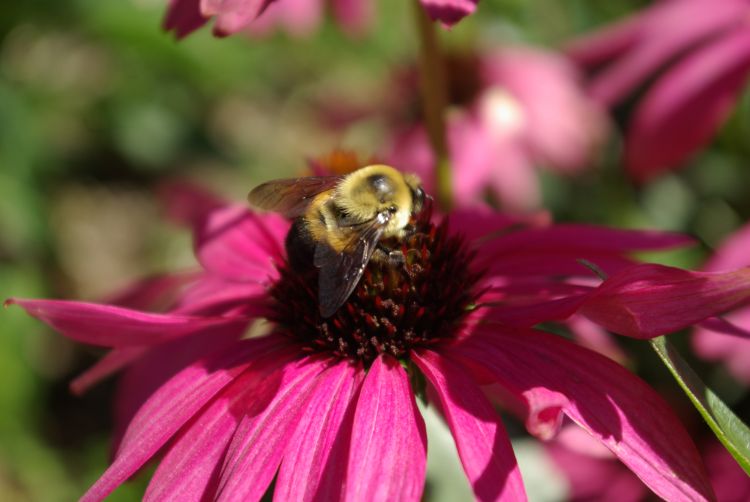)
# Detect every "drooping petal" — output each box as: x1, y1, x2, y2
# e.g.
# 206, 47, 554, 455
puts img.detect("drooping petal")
412, 350, 527, 501
214, 356, 330, 502
420, 0, 478, 26
579, 264, 750, 338
143, 351, 293, 501
102, 273, 197, 312
477, 224, 693, 256
6, 298, 245, 347
111, 322, 247, 453
69, 347, 146, 395
274, 361, 364, 502
164, 0, 209, 38
693, 309, 750, 385
172, 277, 271, 316
345, 355, 427, 502
565, 9, 643, 68
626, 28, 750, 181
158, 180, 226, 231
454, 327, 715, 501
81, 335, 293, 502
195, 205, 288, 283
